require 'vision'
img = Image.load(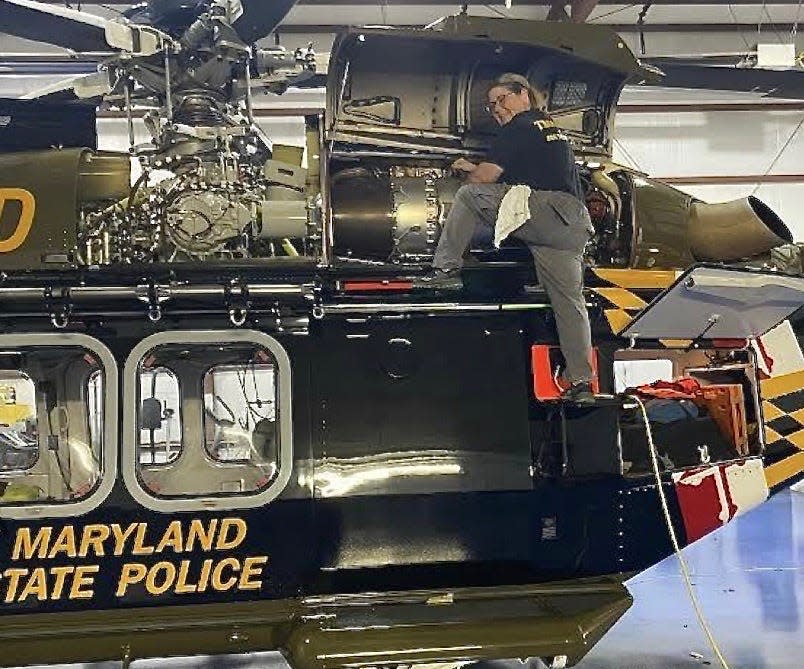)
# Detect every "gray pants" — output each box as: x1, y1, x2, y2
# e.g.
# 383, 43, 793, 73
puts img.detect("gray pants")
433, 183, 594, 384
